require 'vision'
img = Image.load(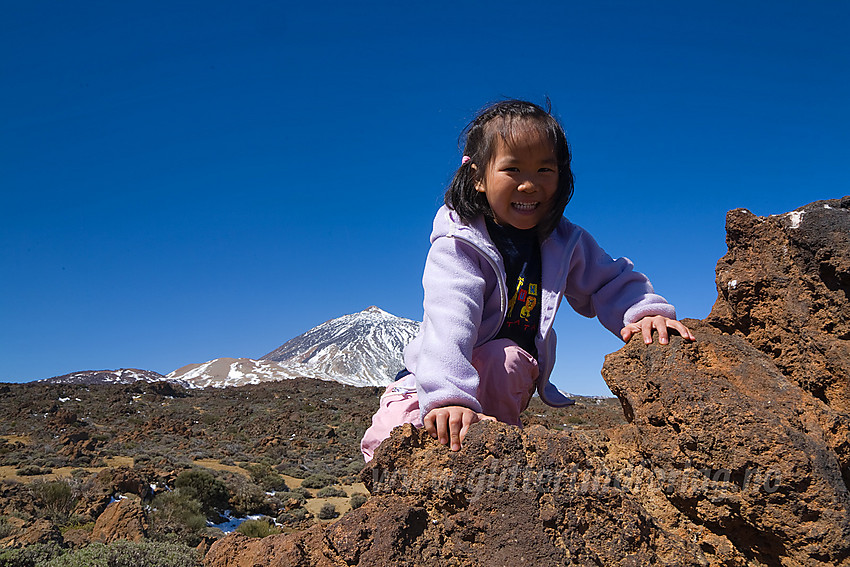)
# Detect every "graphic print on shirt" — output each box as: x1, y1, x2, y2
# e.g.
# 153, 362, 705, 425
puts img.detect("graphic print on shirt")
503, 263, 540, 335
520, 294, 537, 320
485, 217, 542, 357
507, 276, 525, 317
